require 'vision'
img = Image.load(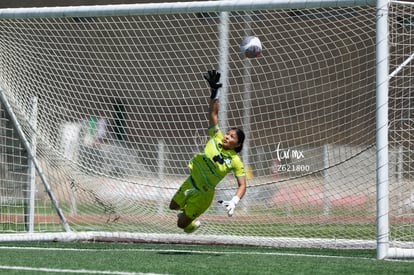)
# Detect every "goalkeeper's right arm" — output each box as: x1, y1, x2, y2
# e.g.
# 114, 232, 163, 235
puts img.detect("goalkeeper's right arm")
204, 69, 222, 100
209, 97, 219, 127
204, 69, 222, 127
